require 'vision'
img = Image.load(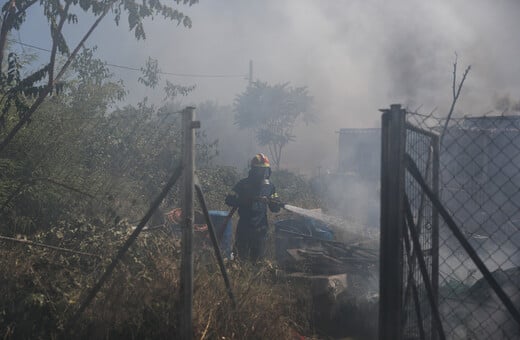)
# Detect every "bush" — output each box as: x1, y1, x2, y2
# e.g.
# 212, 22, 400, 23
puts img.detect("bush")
0, 216, 313, 339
